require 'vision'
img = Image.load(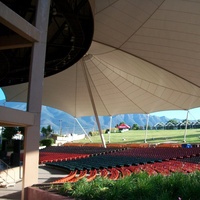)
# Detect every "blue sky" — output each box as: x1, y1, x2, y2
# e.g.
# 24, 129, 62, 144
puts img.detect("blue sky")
0, 88, 199, 120
0, 89, 5, 101
151, 108, 200, 121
